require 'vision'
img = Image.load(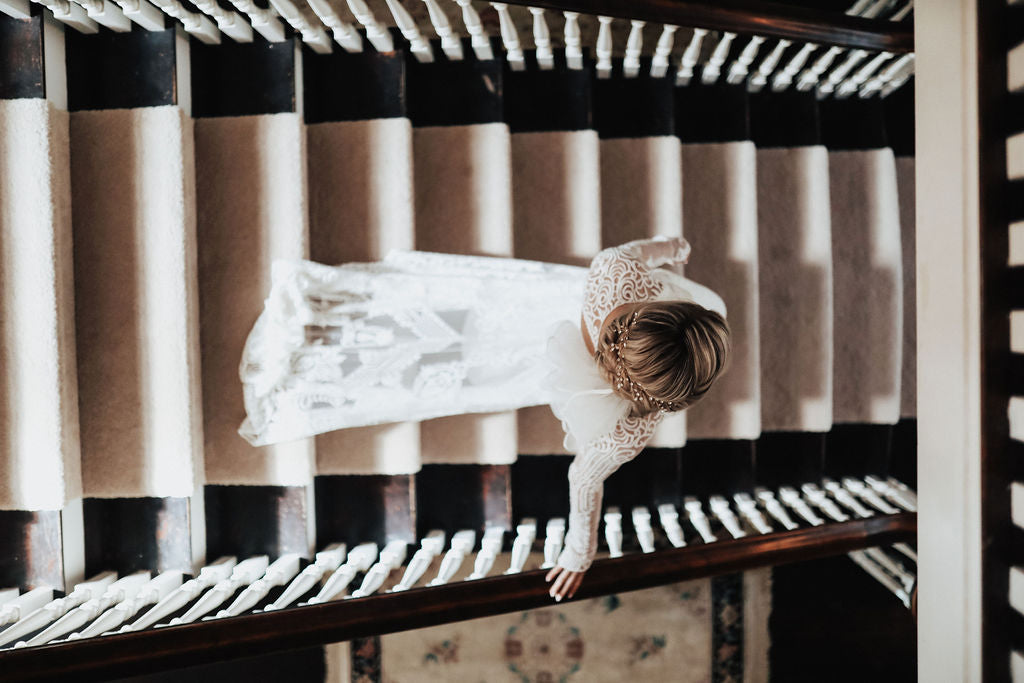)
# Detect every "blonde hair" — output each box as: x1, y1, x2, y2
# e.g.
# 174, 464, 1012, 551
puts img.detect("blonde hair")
594, 301, 731, 416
